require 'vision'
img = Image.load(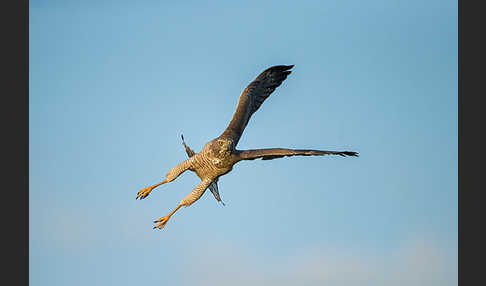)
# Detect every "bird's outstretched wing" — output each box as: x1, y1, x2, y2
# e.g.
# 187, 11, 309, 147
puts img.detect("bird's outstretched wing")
181, 134, 225, 205
238, 148, 358, 161
219, 65, 294, 146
